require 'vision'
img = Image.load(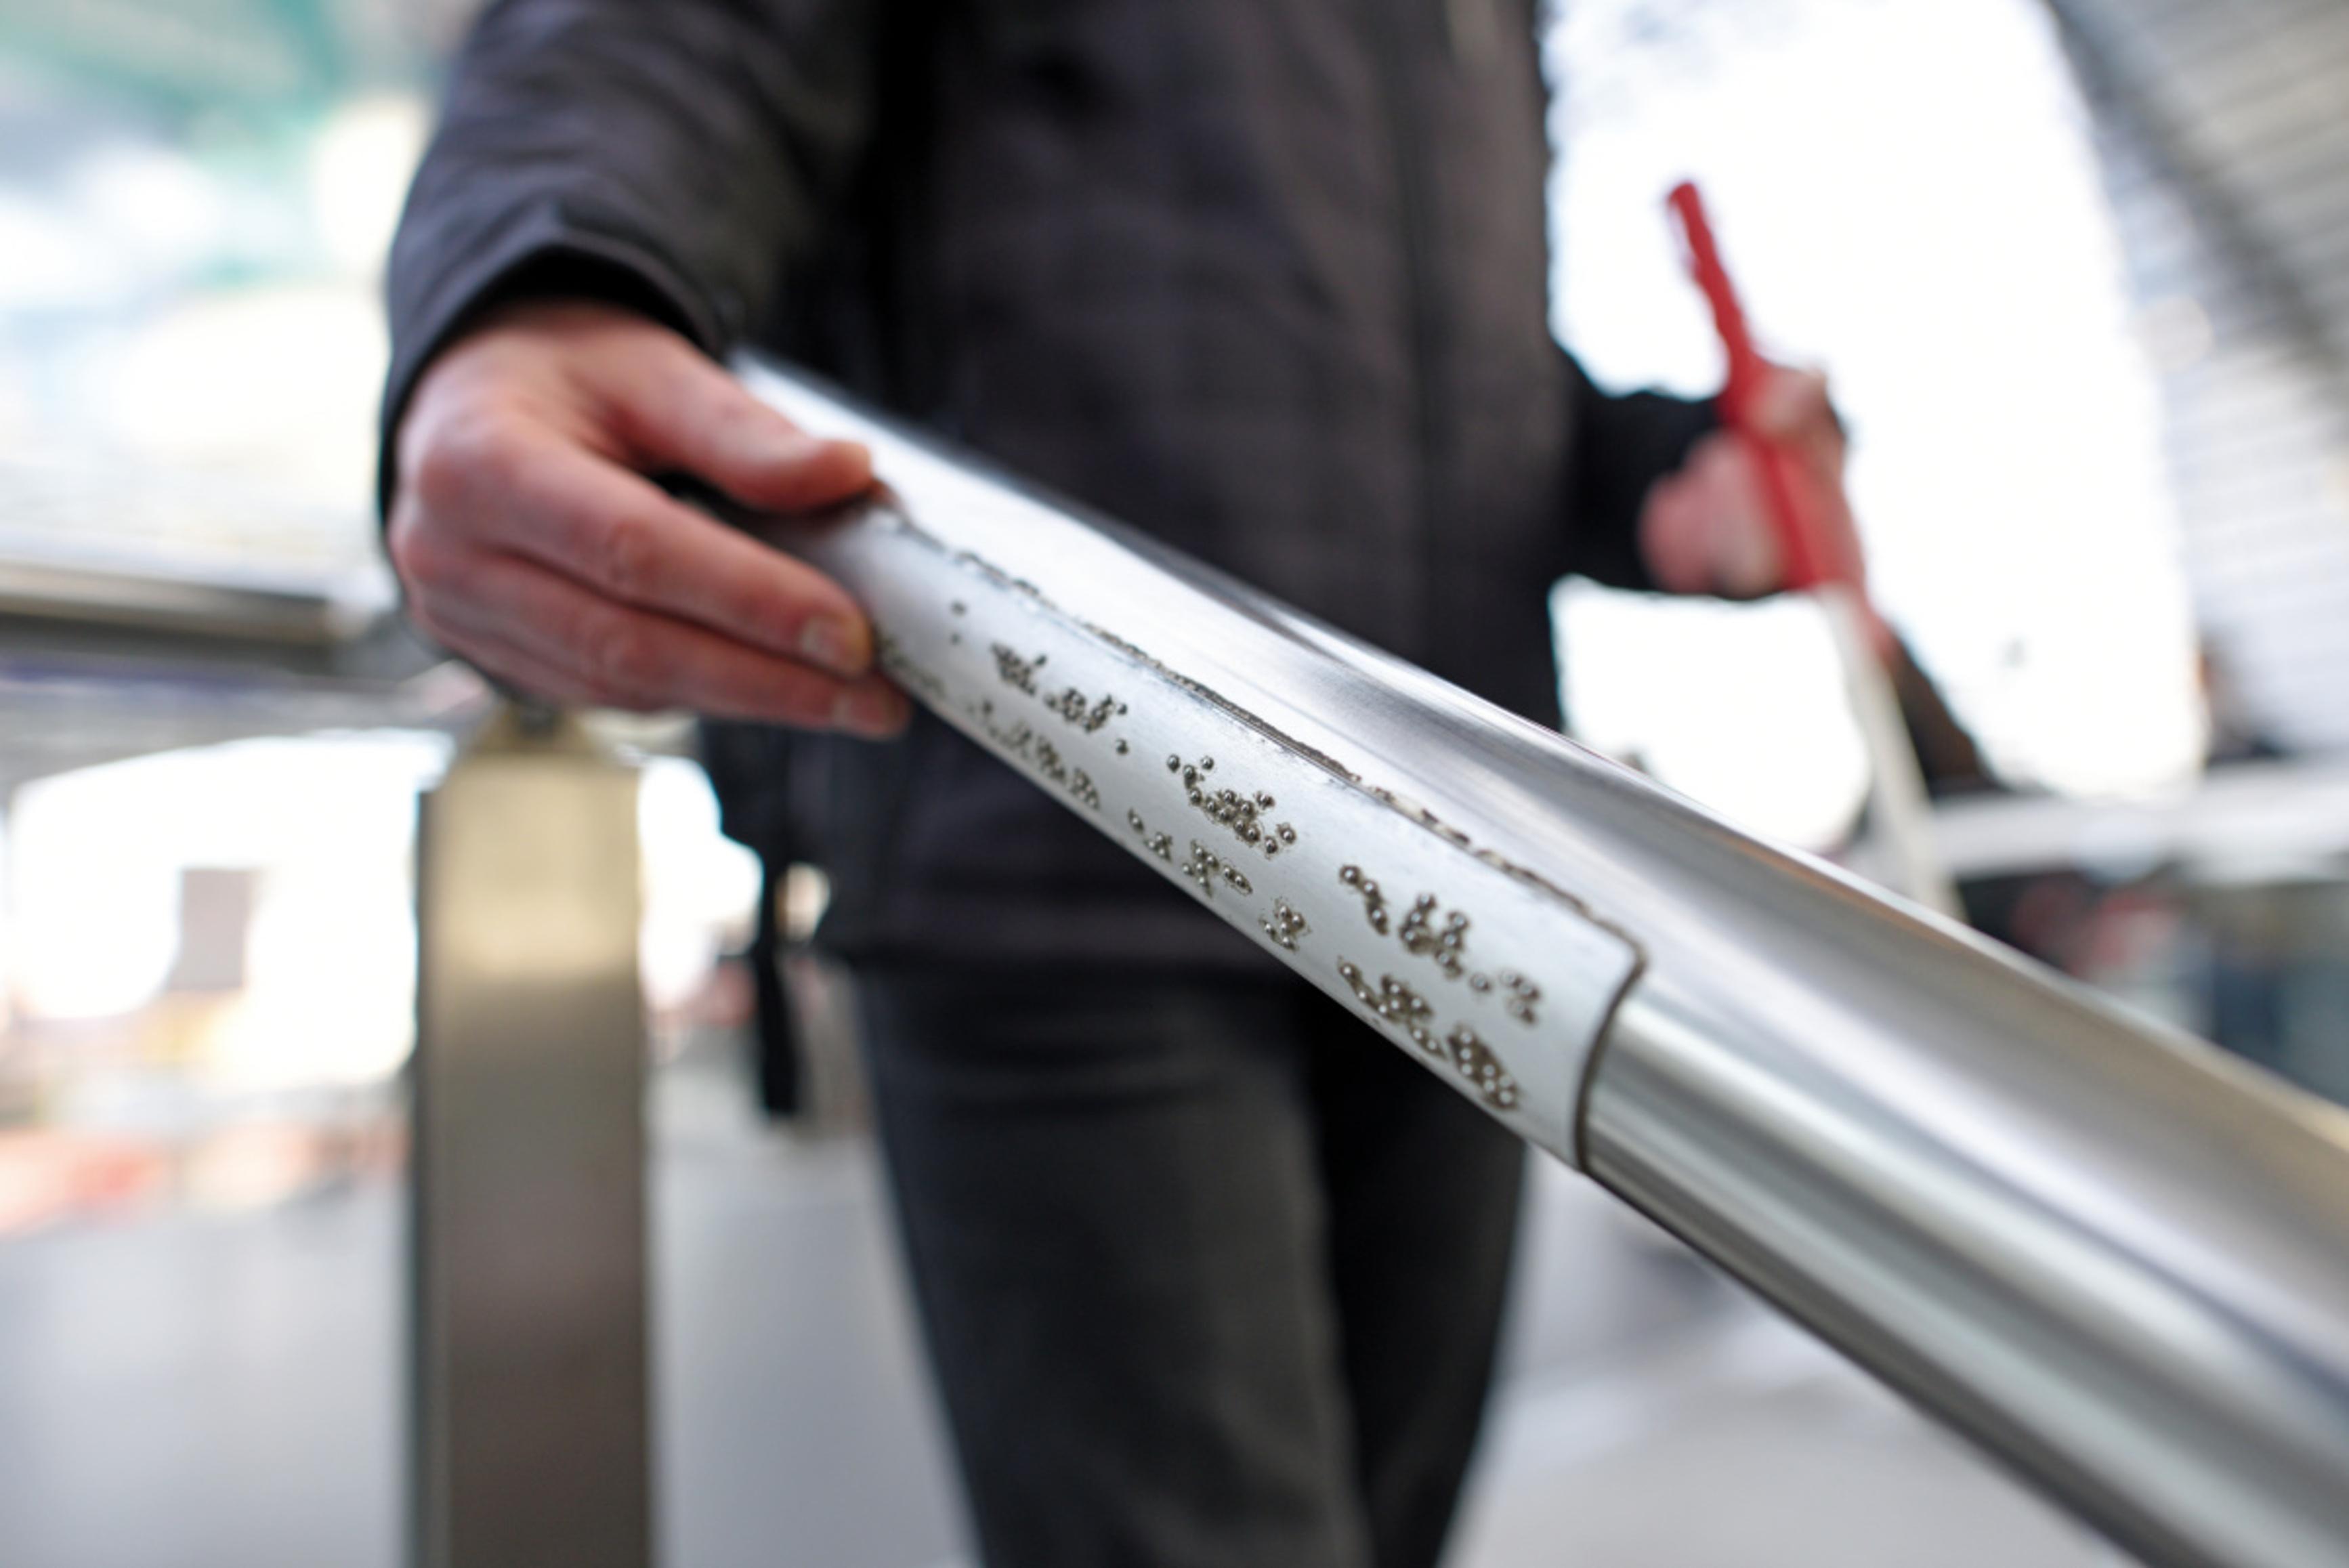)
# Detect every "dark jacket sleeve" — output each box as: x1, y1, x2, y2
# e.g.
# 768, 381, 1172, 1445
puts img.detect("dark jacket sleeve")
1559, 349, 1720, 592
381, 0, 882, 507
